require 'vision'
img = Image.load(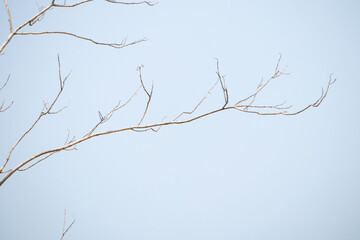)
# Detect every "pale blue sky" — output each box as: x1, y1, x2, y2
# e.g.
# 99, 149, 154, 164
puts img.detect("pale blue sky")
1, 0, 360, 239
